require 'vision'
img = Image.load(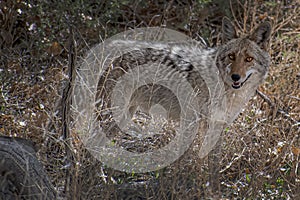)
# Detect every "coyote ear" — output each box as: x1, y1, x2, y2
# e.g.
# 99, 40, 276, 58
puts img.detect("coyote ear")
250, 21, 272, 50
222, 17, 237, 42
